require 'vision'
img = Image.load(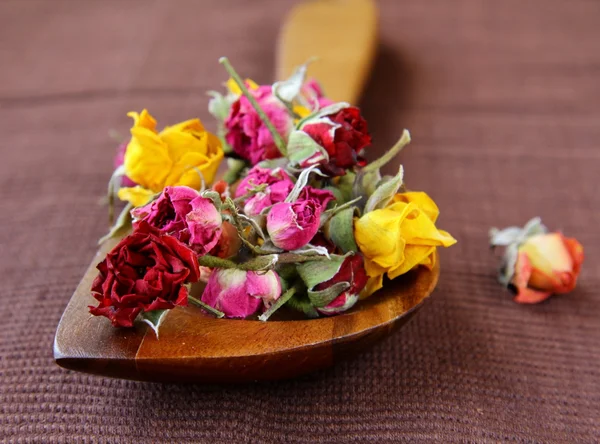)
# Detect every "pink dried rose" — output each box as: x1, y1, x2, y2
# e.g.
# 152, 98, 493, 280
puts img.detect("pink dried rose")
132, 186, 222, 255
235, 166, 294, 216
298, 186, 336, 210
490, 218, 584, 304
301, 79, 334, 110
315, 255, 368, 315
266, 199, 322, 250
201, 269, 282, 318
209, 221, 242, 259
224, 86, 293, 165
